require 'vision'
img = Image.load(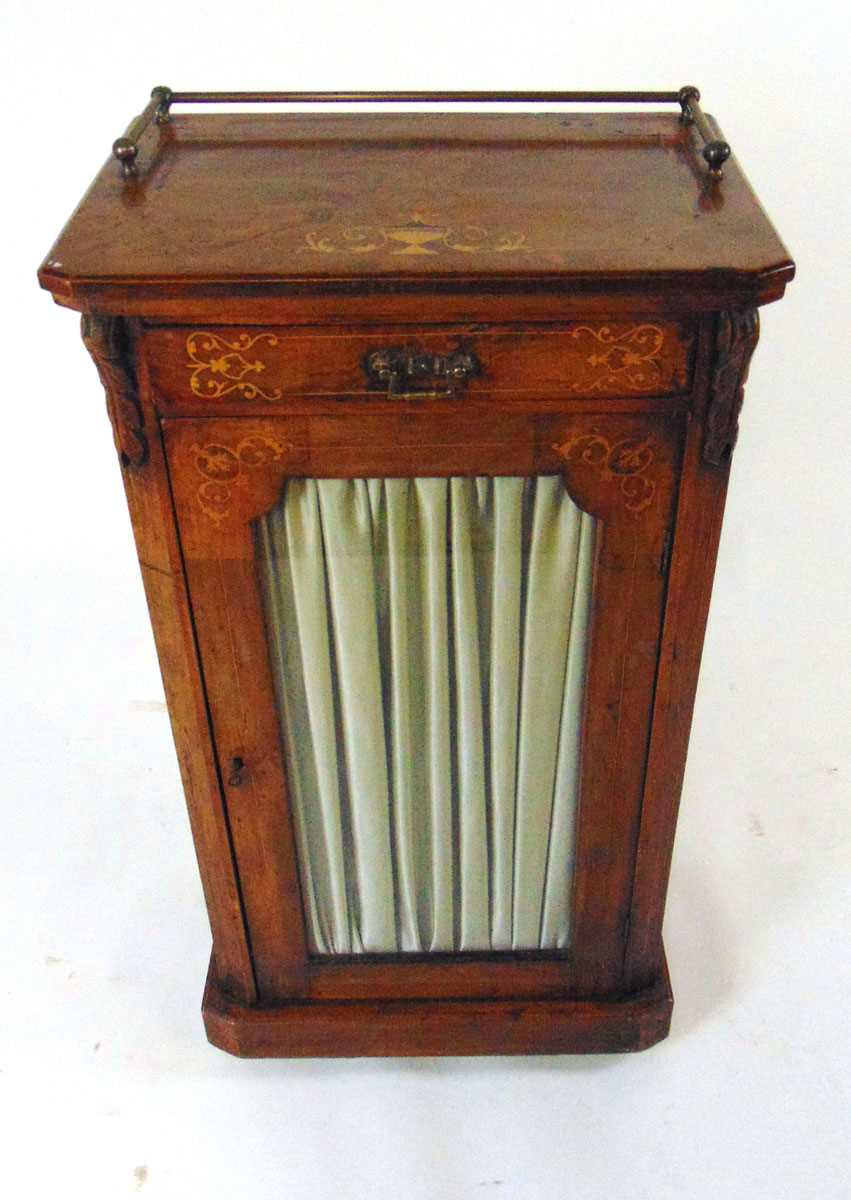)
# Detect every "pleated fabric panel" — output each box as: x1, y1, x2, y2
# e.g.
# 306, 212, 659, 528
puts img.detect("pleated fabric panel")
256, 476, 596, 954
